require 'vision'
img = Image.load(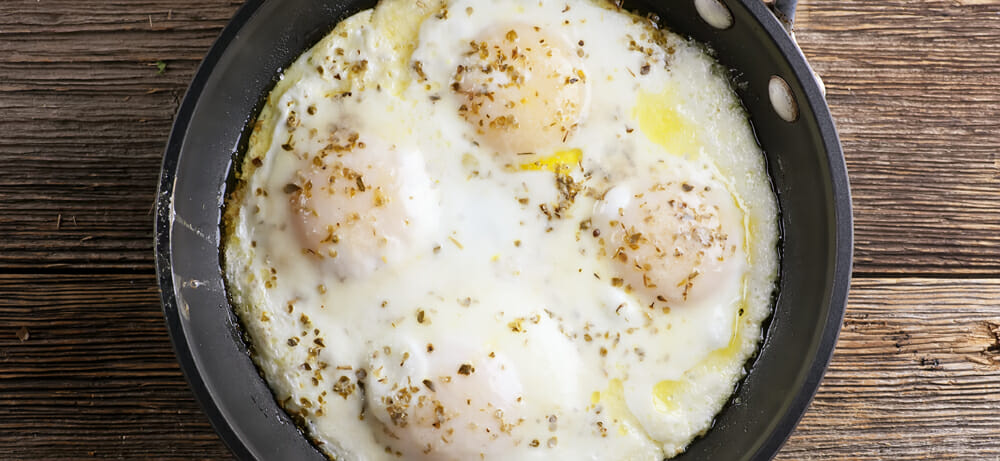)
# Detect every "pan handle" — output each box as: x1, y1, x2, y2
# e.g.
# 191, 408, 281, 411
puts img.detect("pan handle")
767, 0, 826, 97
770, 0, 798, 30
